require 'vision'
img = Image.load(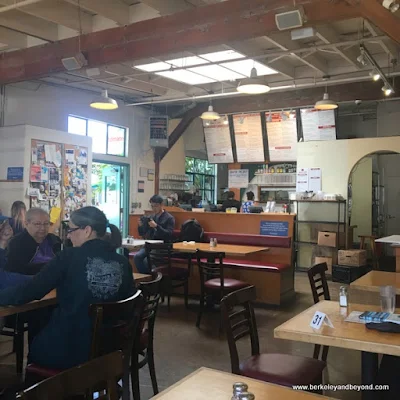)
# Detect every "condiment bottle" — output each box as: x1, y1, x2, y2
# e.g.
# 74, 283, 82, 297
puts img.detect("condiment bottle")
339, 286, 348, 307
238, 393, 255, 400
232, 382, 248, 400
